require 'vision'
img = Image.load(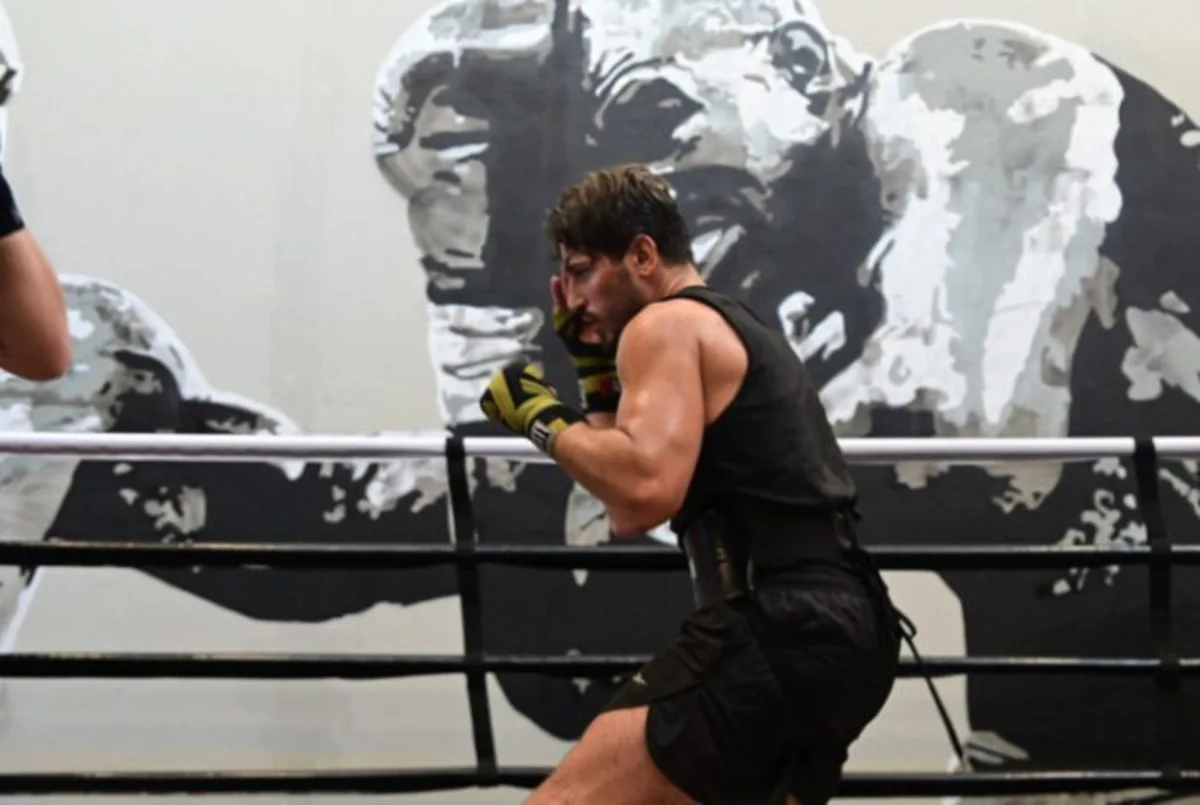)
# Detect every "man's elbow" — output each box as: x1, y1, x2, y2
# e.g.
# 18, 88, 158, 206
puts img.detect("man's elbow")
5, 338, 72, 381
609, 481, 681, 537
30, 347, 72, 381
